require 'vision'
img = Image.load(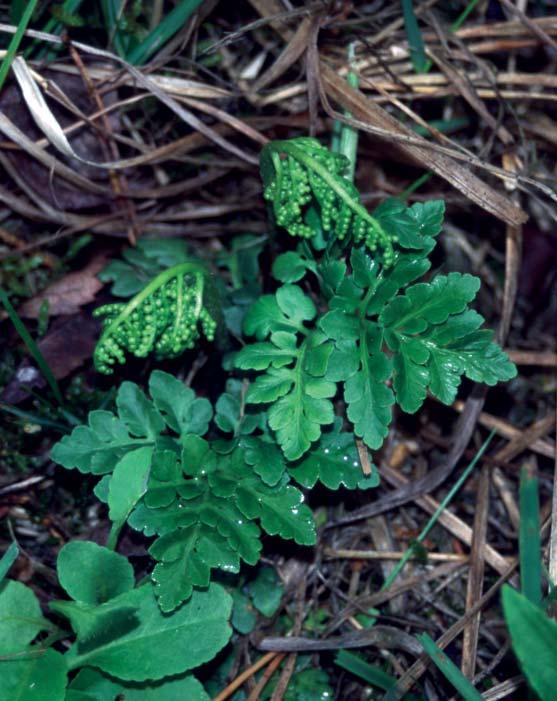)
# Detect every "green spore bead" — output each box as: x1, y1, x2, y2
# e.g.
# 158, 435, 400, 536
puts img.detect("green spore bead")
260, 137, 397, 264
93, 261, 218, 374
